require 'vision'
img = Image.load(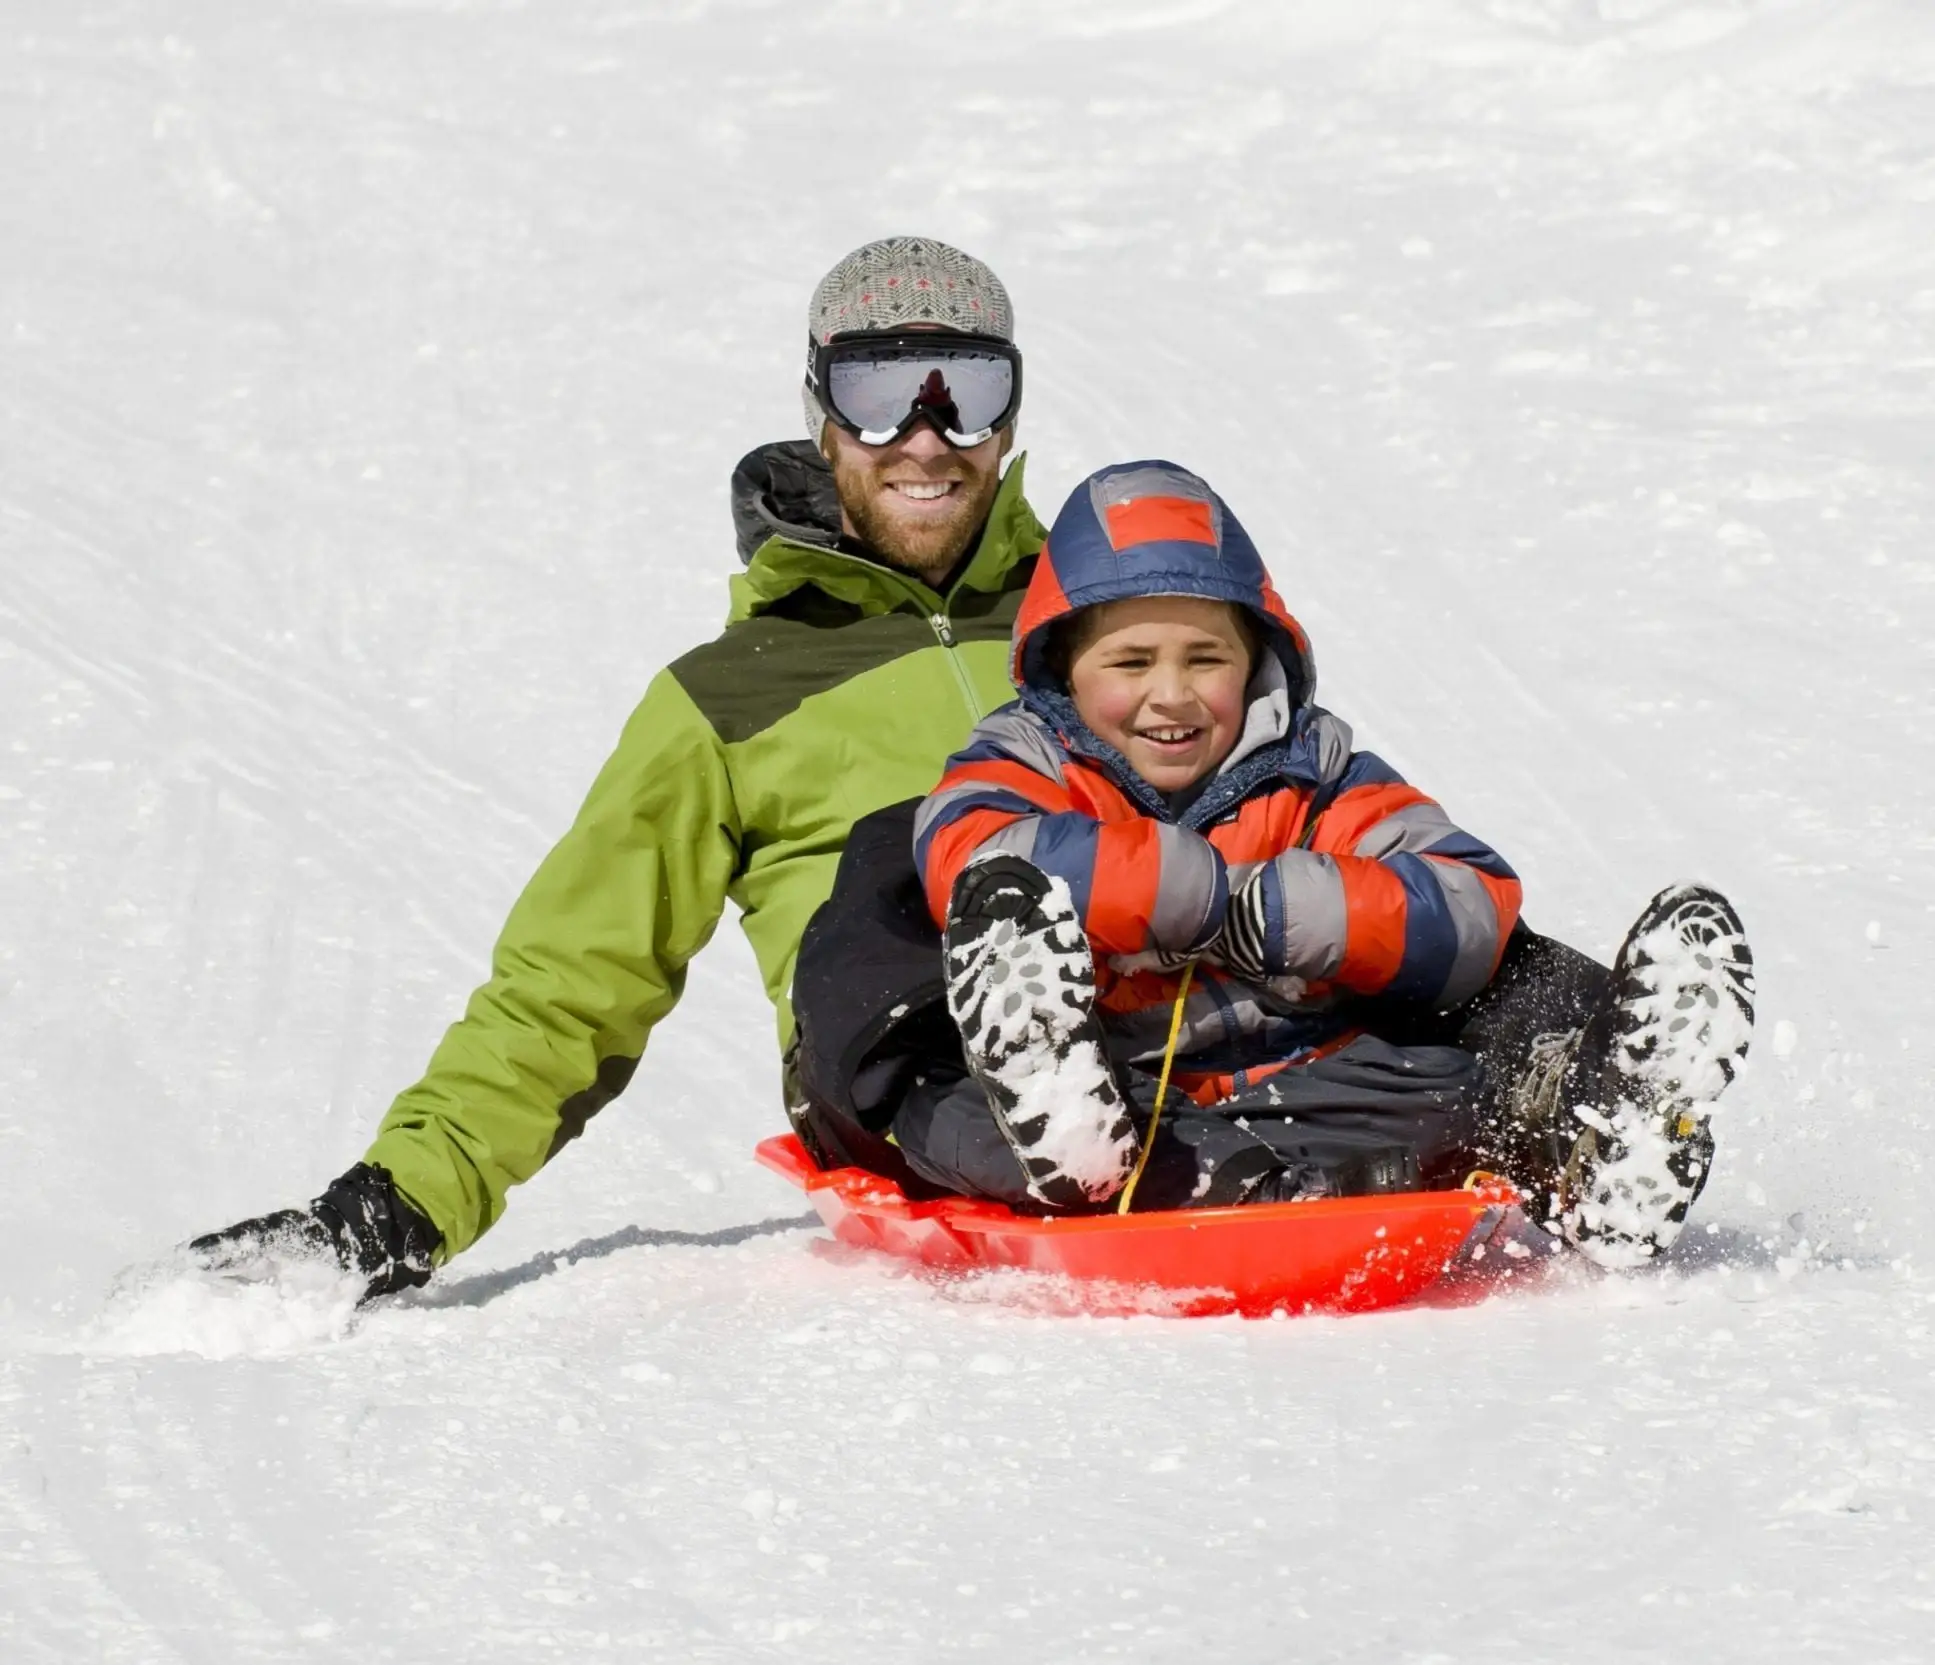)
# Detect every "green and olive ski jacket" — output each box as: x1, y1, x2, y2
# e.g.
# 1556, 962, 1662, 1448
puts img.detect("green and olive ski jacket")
362, 441, 1045, 1259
